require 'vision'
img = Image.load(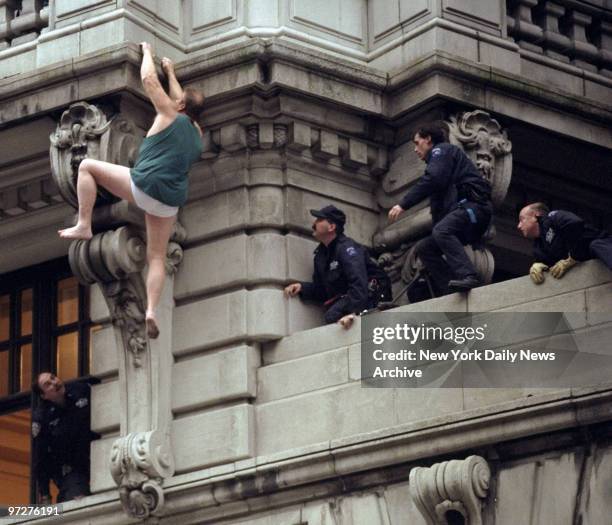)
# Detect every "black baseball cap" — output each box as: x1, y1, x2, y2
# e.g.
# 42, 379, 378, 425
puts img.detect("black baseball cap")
310, 205, 346, 227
